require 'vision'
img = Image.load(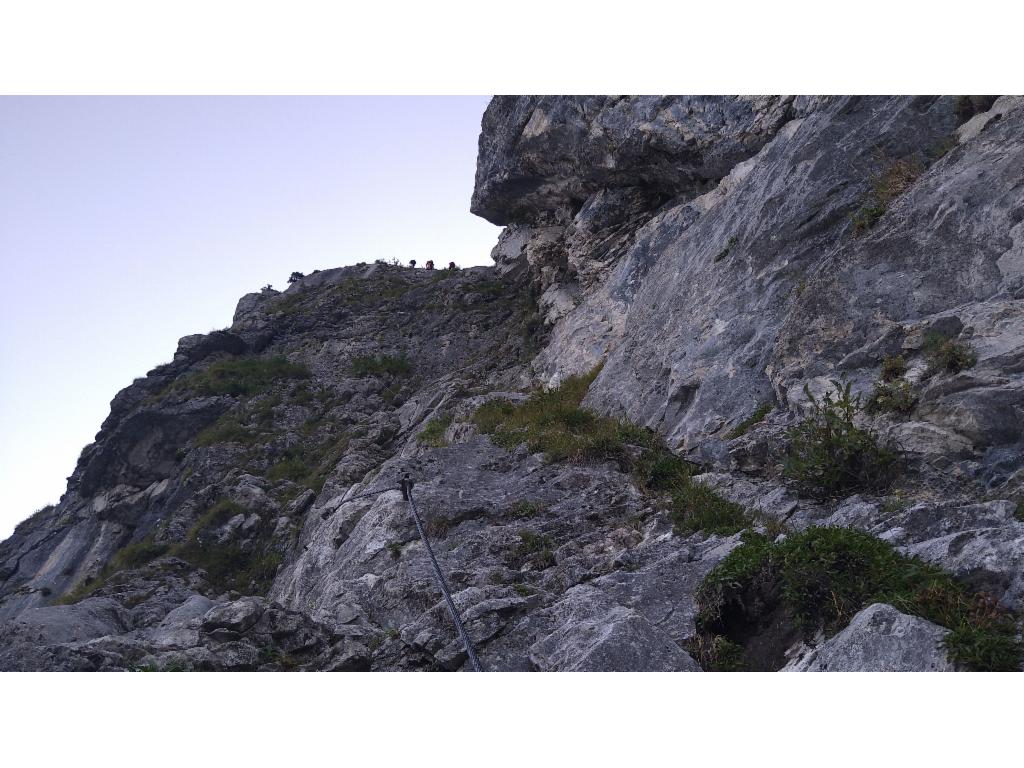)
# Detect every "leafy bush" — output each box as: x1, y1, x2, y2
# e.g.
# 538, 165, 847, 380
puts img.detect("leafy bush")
783, 381, 898, 498
171, 356, 310, 398
866, 379, 918, 415
350, 354, 412, 378
851, 157, 923, 236
923, 332, 977, 375
726, 402, 774, 439
417, 414, 453, 447
693, 527, 1021, 671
